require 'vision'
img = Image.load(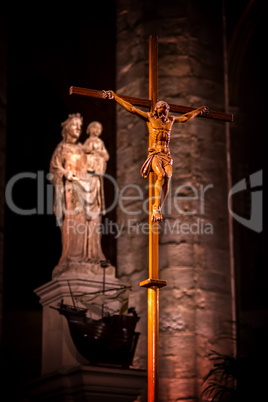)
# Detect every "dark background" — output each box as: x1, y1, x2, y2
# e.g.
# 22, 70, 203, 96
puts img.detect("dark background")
4, 2, 117, 309
1, 0, 267, 398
